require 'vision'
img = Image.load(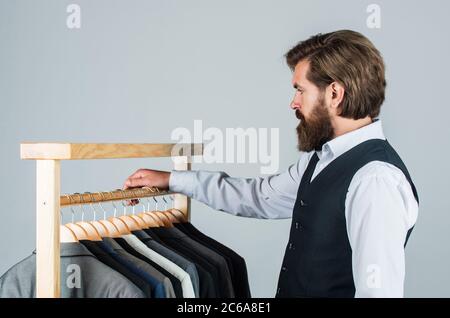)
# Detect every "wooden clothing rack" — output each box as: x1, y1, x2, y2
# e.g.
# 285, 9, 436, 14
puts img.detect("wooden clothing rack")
20, 142, 203, 298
